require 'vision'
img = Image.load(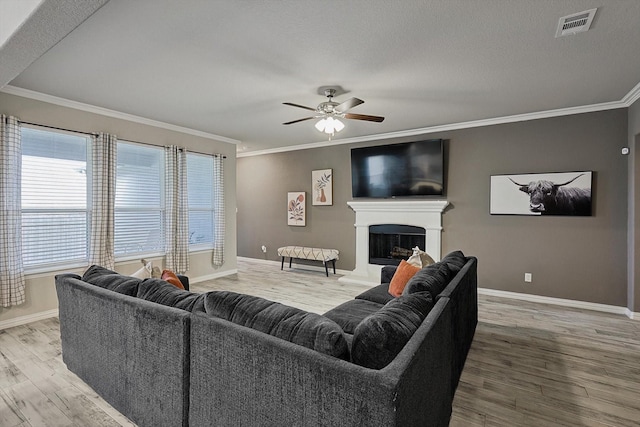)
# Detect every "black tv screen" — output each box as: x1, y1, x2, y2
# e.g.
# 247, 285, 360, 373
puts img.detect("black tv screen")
351, 139, 444, 198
